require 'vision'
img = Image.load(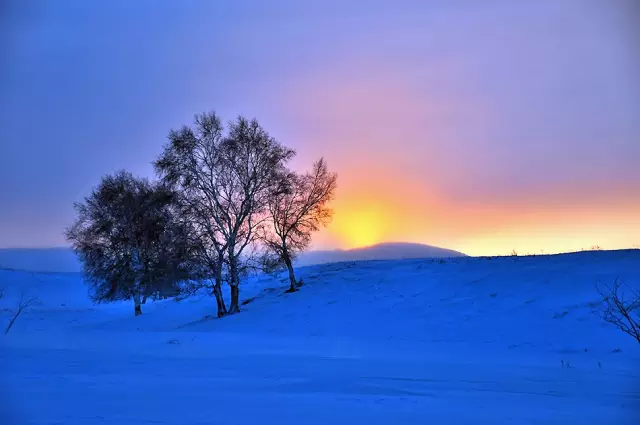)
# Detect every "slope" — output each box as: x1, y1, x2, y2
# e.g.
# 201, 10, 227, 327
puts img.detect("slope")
1, 250, 639, 424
